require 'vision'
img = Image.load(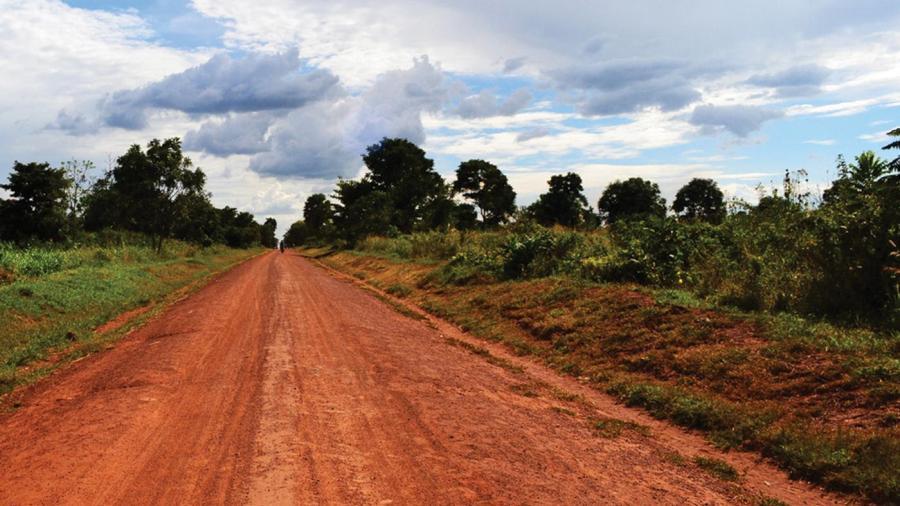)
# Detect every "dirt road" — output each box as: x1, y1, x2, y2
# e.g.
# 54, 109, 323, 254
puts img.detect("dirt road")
0, 252, 842, 505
